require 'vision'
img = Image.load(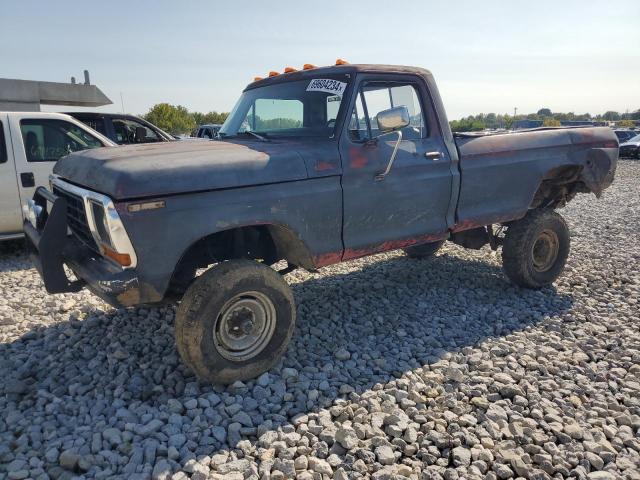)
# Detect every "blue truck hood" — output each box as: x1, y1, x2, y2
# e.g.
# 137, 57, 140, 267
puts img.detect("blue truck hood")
53, 140, 308, 200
